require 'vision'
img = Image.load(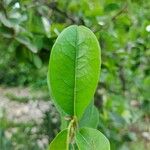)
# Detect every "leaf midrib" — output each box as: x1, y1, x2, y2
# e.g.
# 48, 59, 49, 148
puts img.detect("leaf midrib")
73, 26, 78, 116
